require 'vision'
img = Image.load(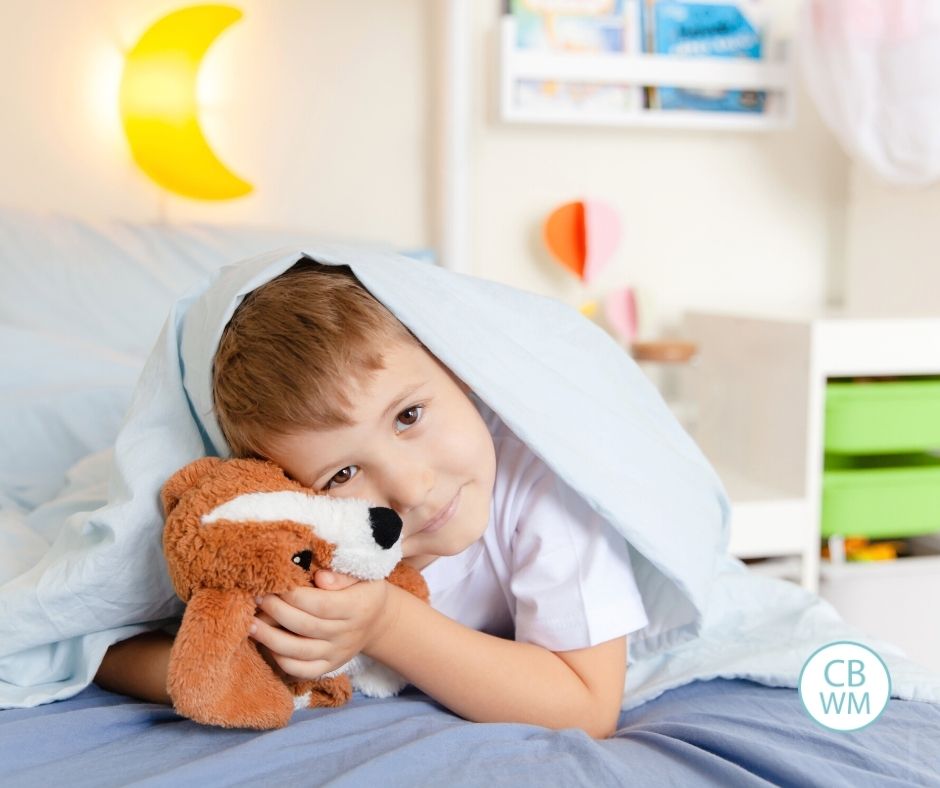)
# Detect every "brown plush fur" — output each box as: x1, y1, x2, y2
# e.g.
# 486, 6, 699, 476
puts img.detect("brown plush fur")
162, 457, 428, 729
